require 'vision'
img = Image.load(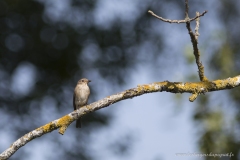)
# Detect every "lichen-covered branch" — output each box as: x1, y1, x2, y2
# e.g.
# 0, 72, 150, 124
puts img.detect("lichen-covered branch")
1, 76, 240, 160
